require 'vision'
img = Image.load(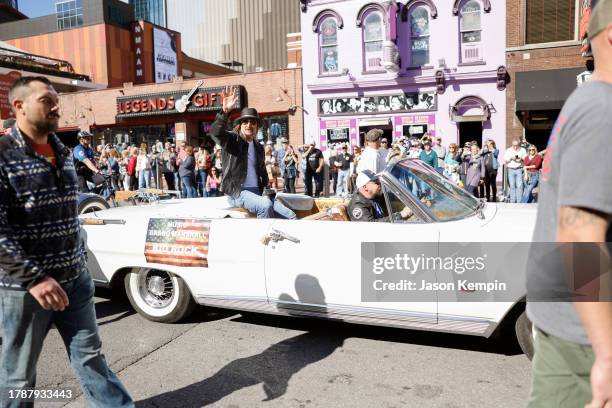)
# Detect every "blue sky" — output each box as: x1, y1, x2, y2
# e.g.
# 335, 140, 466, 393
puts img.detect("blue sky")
18, 0, 56, 18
